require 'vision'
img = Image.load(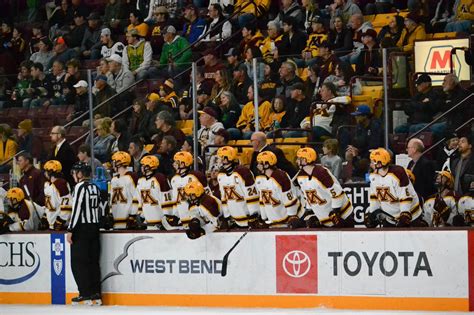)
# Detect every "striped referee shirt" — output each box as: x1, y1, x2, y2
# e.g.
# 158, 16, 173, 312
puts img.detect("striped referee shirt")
68, 180, 101, 230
